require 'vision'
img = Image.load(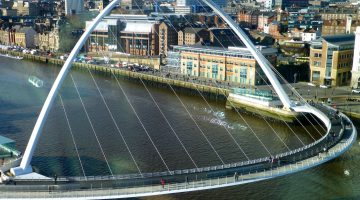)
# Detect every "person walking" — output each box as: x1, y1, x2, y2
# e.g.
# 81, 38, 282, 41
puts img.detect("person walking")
234, 172, 239, 181
160, 178, 165, 189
